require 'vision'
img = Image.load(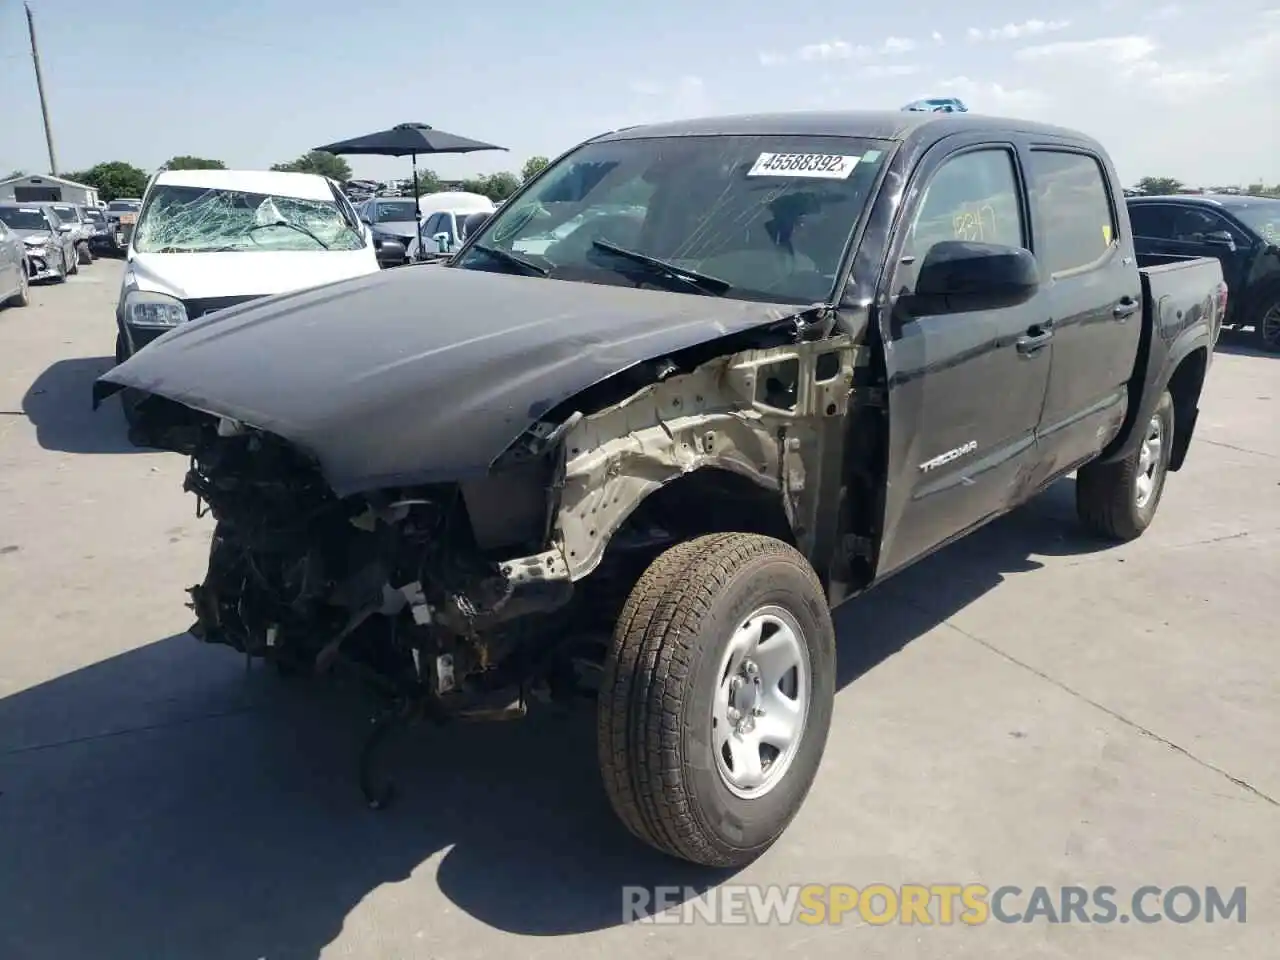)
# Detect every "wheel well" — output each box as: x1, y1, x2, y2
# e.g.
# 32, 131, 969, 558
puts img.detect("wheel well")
626, 468, 796, 546
1167, 347, 1207, 472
